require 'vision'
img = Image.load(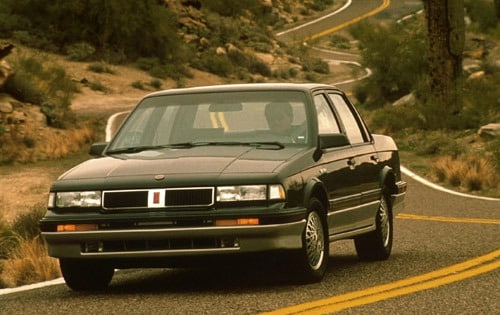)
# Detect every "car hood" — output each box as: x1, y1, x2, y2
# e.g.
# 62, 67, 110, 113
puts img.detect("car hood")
58, 146, 306, 181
